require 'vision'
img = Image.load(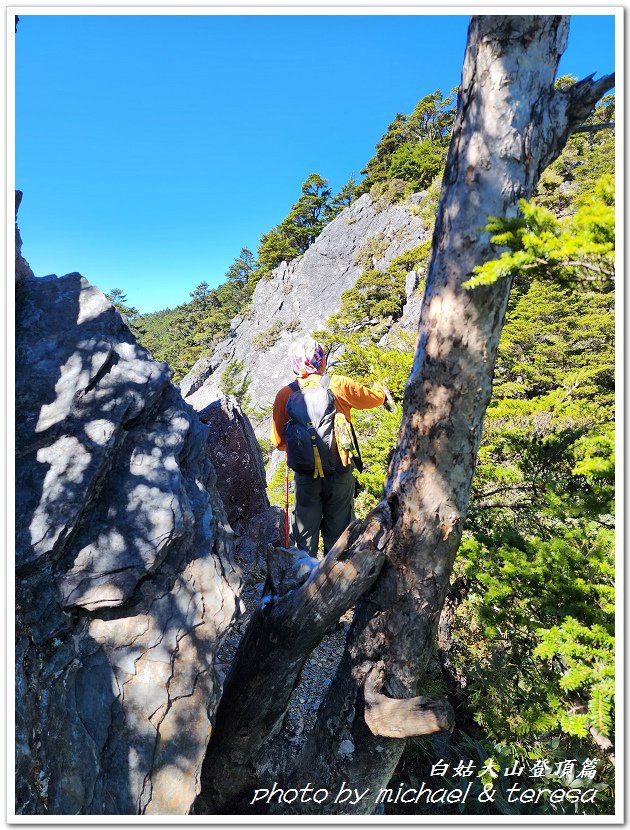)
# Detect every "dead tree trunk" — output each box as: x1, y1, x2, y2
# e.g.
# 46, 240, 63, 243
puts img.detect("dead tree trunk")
282, 15, 613, 813
198, 14, 613, 815
196, 504, 454, 812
